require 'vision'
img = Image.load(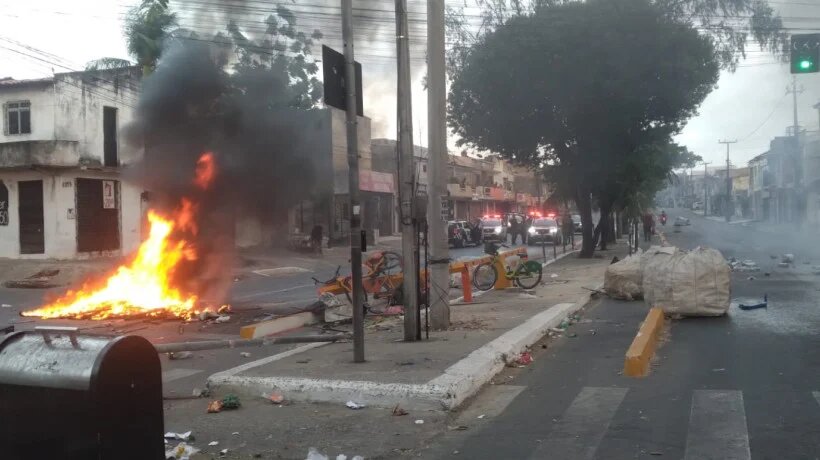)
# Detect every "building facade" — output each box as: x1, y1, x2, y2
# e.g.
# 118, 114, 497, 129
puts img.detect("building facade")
0, 69, 145, 259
